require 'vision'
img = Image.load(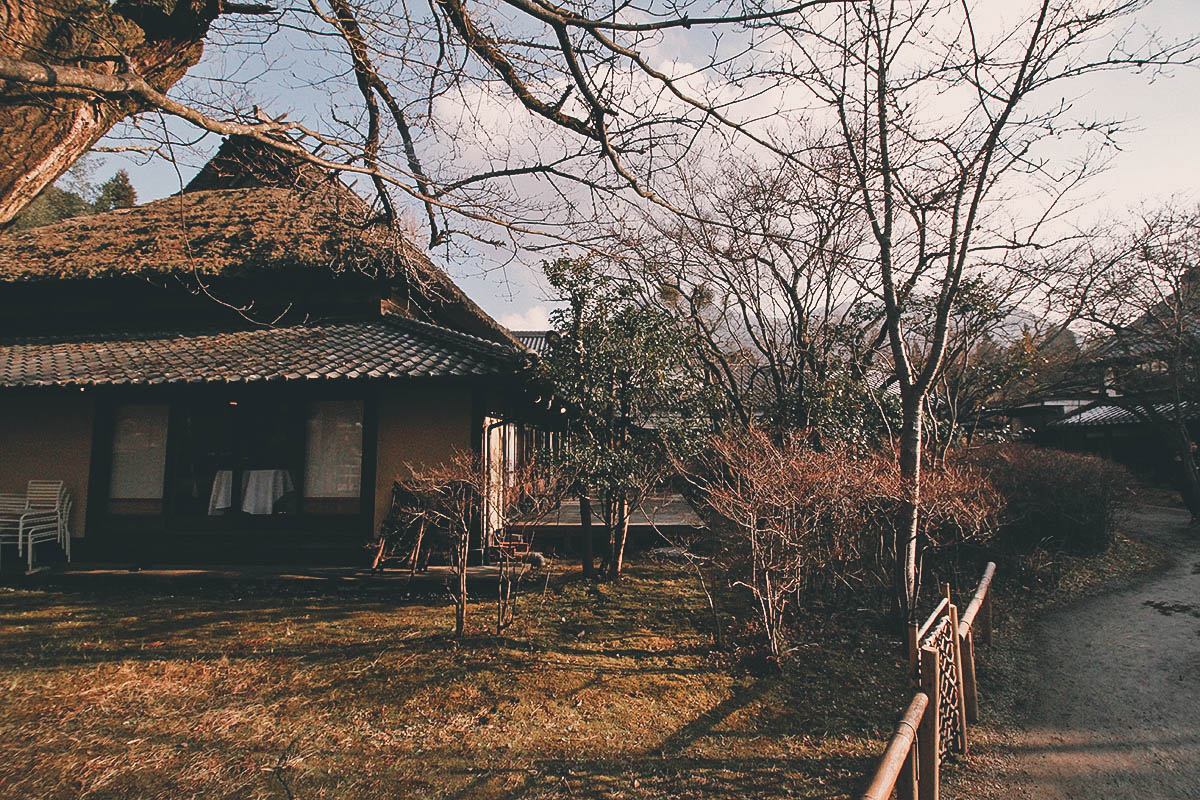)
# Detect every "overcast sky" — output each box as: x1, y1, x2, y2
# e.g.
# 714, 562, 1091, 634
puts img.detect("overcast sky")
99, 0, 1200, 333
